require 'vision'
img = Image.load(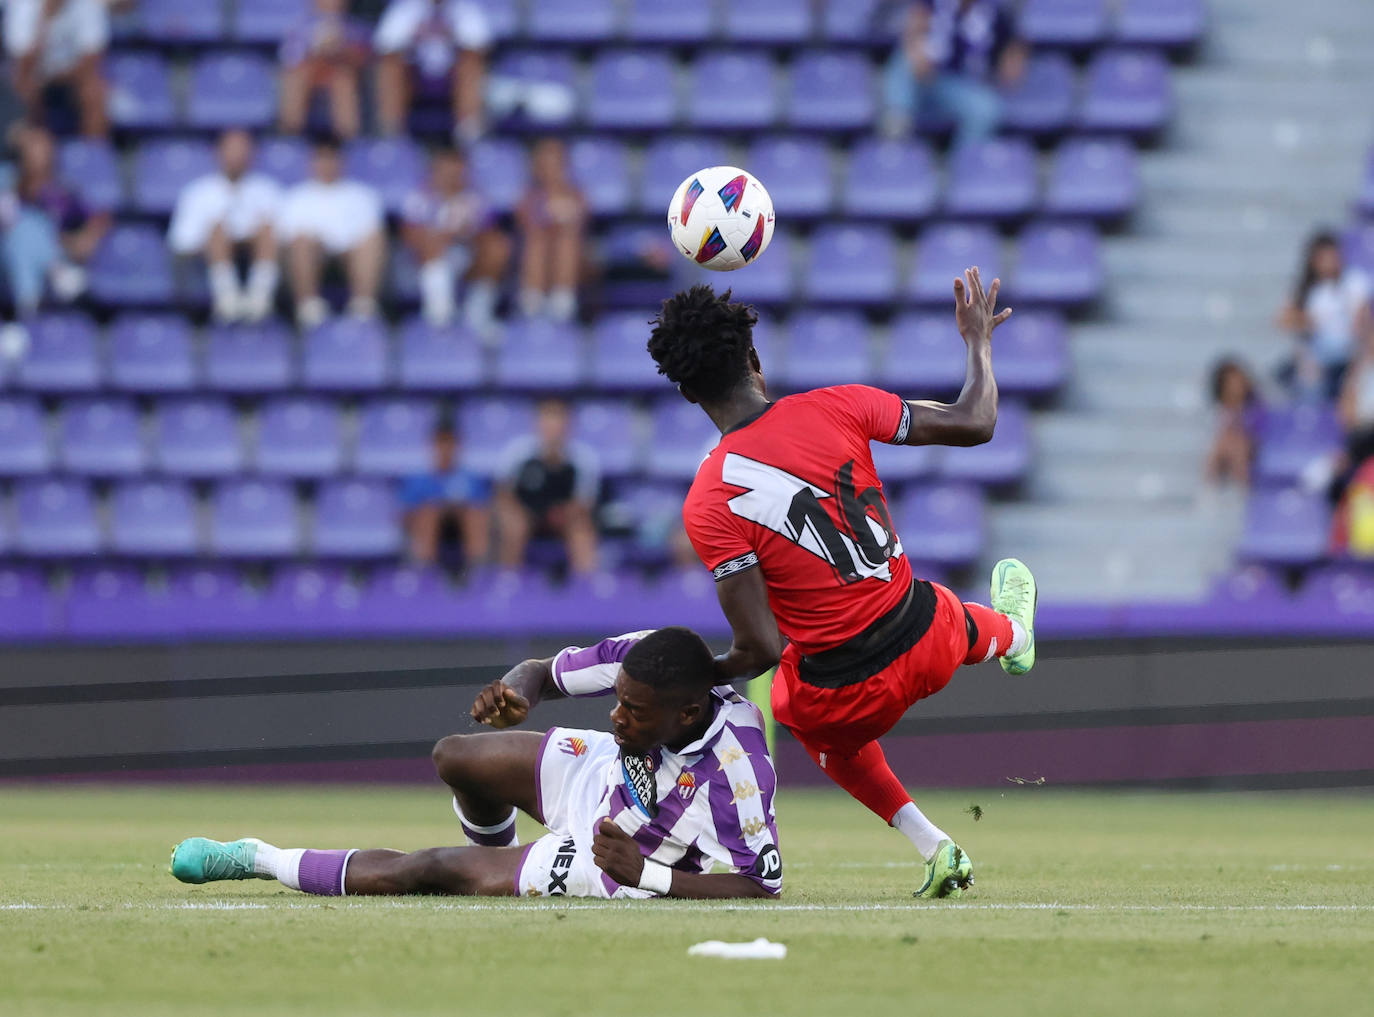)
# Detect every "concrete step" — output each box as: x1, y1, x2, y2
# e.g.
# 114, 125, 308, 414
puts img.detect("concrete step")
1034, 412, 1209, 459
1024, 458, 1205, 506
